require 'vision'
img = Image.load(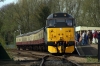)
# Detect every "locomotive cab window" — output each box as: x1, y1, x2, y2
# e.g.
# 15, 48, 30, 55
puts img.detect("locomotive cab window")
46, 19, 55, 27
66, 19, 73, 26
56, 19, 65, 22
54, 19, 67, 27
